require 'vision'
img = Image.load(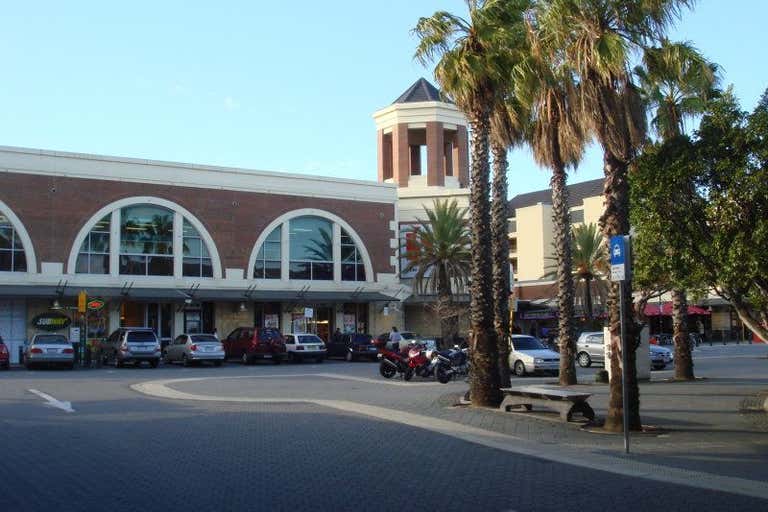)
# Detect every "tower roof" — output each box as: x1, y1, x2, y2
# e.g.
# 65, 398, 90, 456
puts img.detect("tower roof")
392, 78, 448, 104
